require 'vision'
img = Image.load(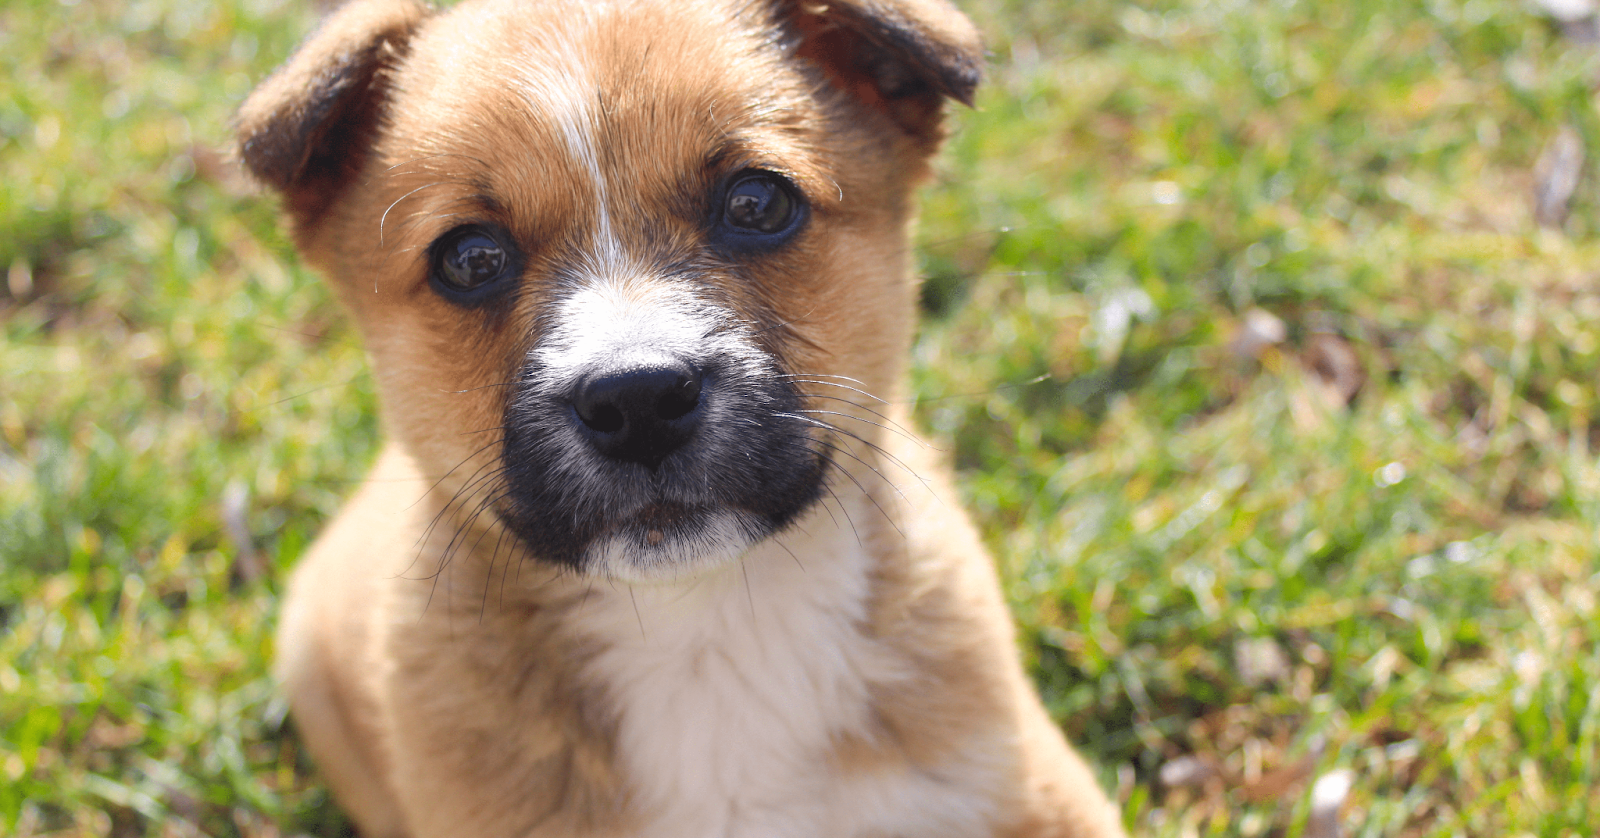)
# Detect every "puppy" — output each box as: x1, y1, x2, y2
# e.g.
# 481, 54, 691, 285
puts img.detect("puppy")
237, 0, 1126, 835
